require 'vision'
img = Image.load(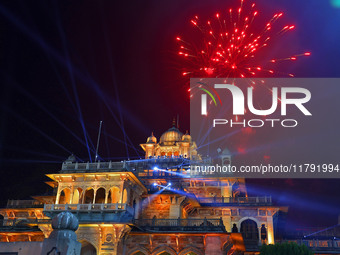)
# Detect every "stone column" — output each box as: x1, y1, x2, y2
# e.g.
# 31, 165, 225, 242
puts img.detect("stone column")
81, 190, 86, 204
93, 189, 97, 204
119, 181, 125, 204
267, 216, 275, 244
106, 225, 131, 255
55, 190, 61, 205
134, 198, 140, 219
169, 196, 185, 219
69, 186, 74, 204
40, 212, 81, 255
105, 189, 109, 204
